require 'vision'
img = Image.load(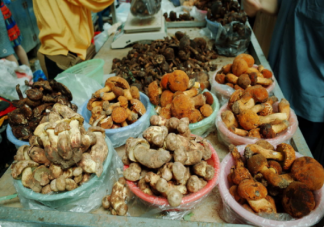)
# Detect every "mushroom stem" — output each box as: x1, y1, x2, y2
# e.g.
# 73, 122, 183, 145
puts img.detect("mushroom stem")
278, 98, 290, 119
226, 74, 238, 84
260, 120, 289, 138
258, 113, 288, 125
229, 126, 249, 137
